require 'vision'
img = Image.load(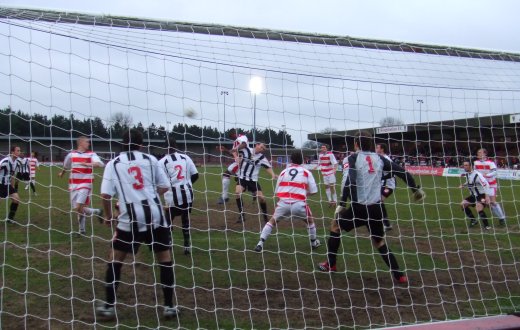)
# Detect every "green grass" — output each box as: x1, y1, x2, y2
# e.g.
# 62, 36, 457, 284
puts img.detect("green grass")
1, 166, 520, 329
